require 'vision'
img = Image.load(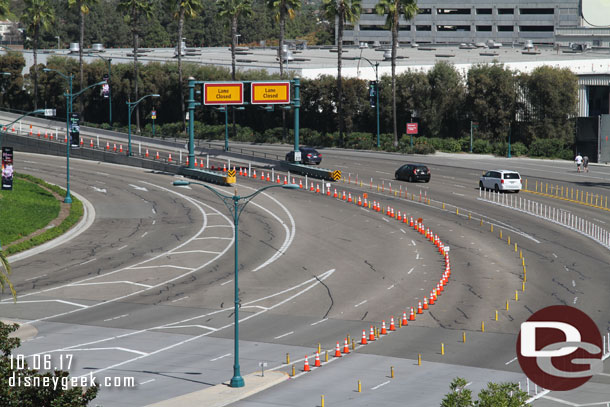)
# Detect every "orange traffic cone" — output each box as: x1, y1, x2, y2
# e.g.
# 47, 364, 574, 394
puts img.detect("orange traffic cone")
342, 191, 346, 201
29, 125, 32, 135
145, 149, 149, 157
397, 210, 401, 221
113, 143, 117, 152
357, 196, 362, 206
429, 291, 436, 304
194, 158, 198, 167
106, 142, 110, 150
310, 182, 314, 192
361, 330, 368, 345
38, 130, 42, 138
381, 320, 387, 335
423, 297, 429, 310
223, 164, 227, 172
314, 352, 321, 367
403, 214, 408, 223
369, 326, 375, 342
119, 144, 123, 153
168, 153, 172, 162
155, 151, 160, 160
277, 175, 281, 184
315, 184, 320, 193
409, 307, 415, 321
348, 193, 352, 203
252, 170, 257, 179
303, 356, 310, 372
343, 338, 350, 354
334, 342, 342, 357
200, 160, 205, 168
80, 137, 84, 146
389, 316, 396, 331
266, 173, 271, 182
326, 188, 331, 196
410, 217, 414, 226
284, 176, 287, 185
333, 189, 338, 198
186, 157, 189, 166
299, 180, 303, 189
402, 311, 408, 326
90, 139, 94, 148
417, 301, 423, 314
